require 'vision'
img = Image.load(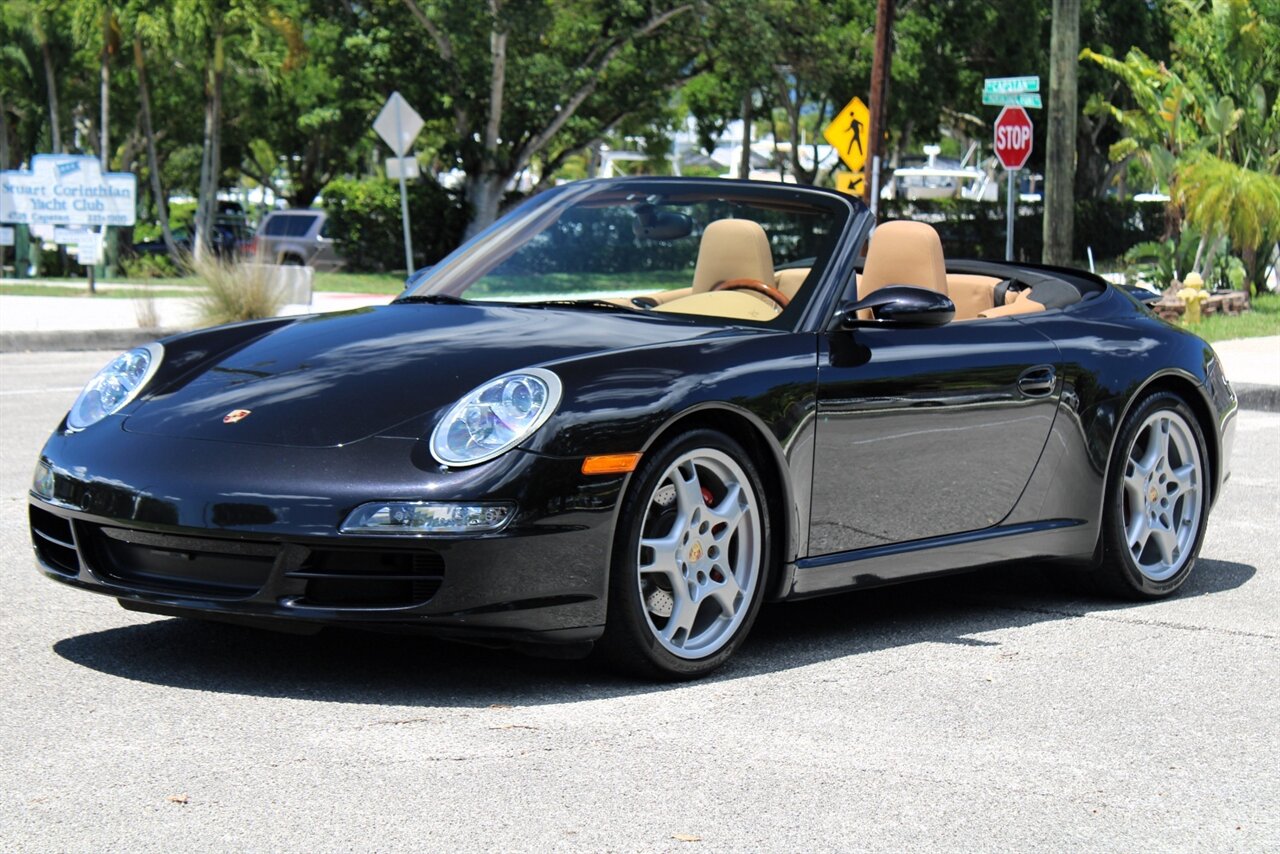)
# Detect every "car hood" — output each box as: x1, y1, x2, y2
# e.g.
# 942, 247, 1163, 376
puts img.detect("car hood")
124, 303, 712, 447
